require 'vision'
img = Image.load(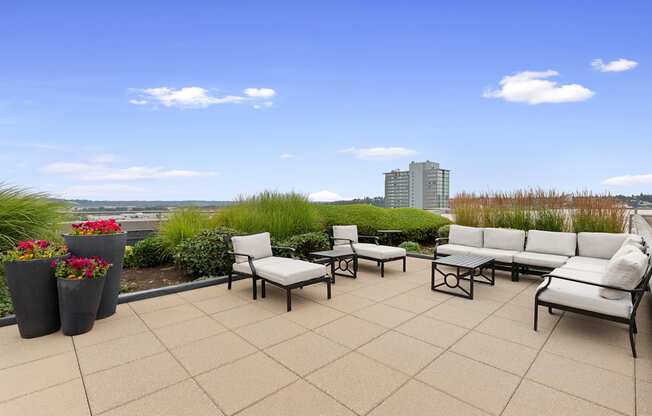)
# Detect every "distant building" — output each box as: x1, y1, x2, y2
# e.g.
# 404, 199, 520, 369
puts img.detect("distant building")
384, 161, 450, 210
